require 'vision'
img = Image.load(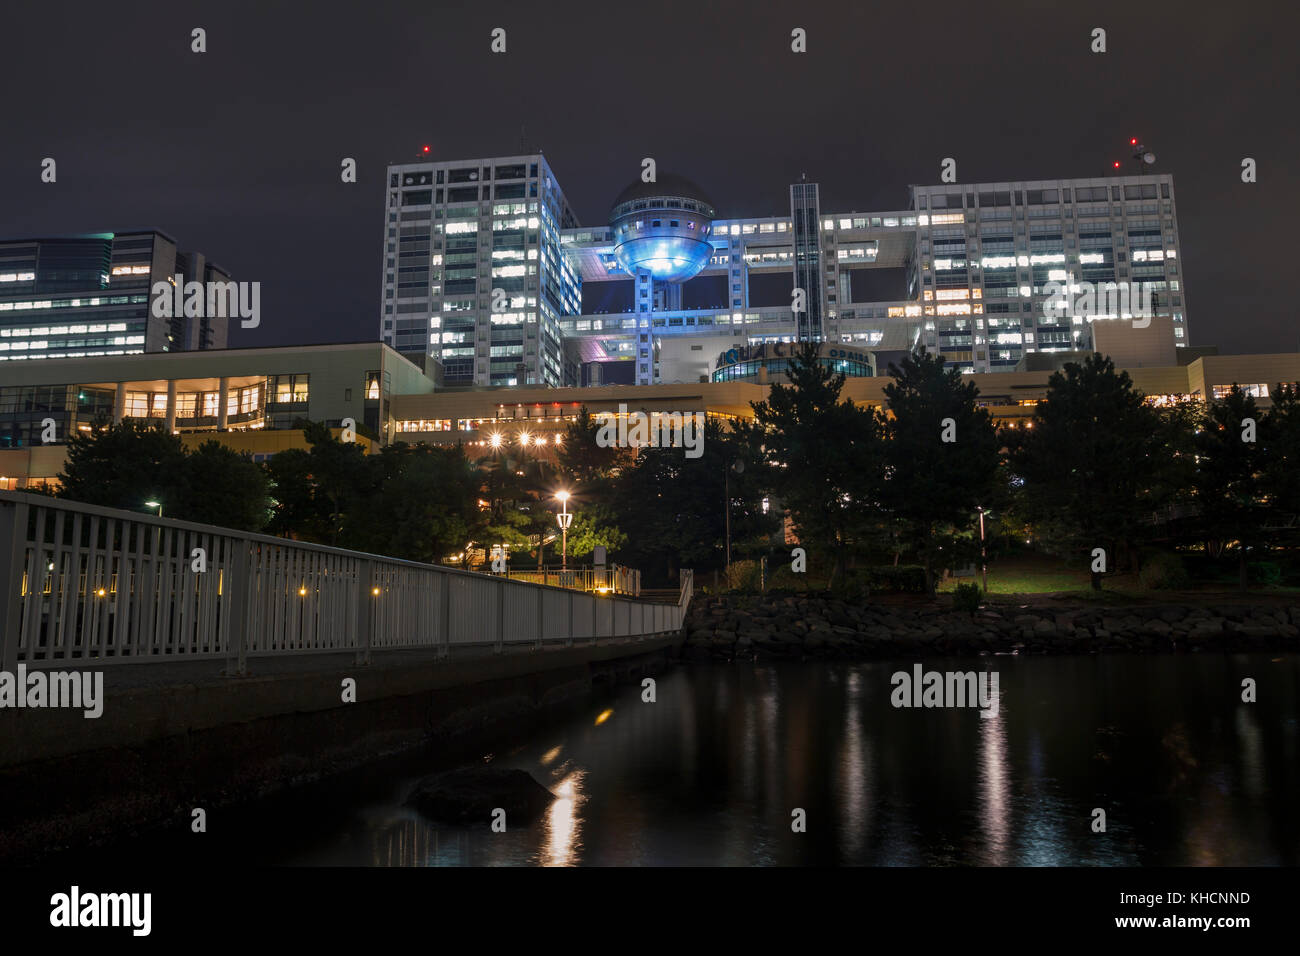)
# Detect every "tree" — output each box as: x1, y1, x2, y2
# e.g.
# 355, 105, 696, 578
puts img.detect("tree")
263, 447, 329, 540
57, 419, 188, 513
614, 418, 773, 584
179, 441, 271, 531
300, 421, 373, 546
1191, 386, 1268, 590
1010, 354, 1168, 589
881, 348, 1000, 593
555, 406, 632, 485
346, 443, 480, 562
560, 501, 627, 559
1262, 384, 1300, 536
476, 438, 556, 568
739, 343, 884, 588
